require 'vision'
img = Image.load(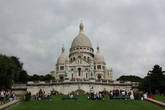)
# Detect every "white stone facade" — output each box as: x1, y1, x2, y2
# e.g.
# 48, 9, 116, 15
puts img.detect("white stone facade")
51, 22, 112, 81
27, 82, 132, 95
